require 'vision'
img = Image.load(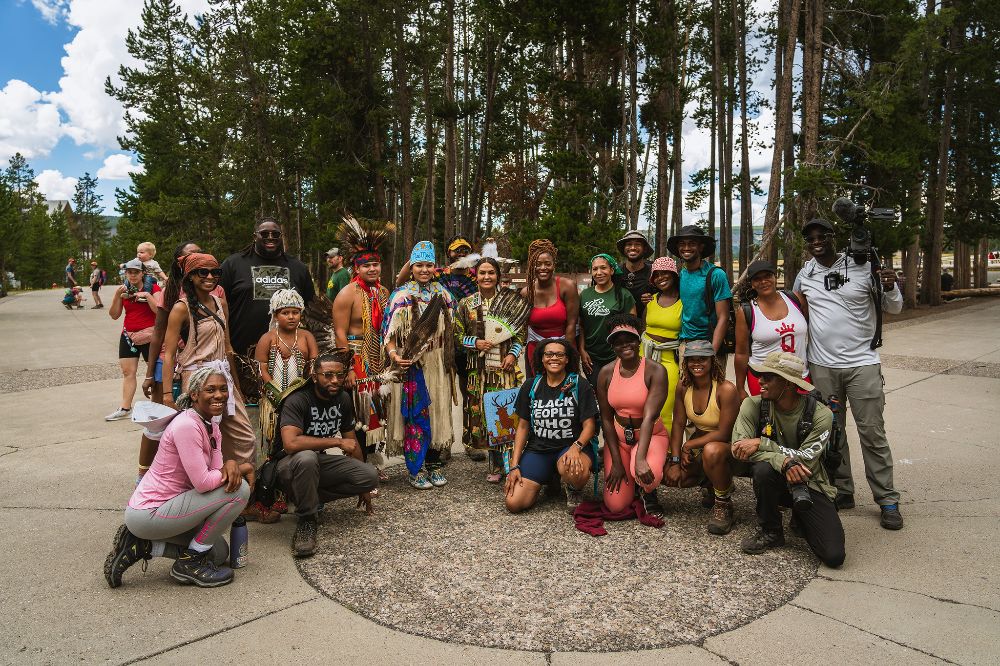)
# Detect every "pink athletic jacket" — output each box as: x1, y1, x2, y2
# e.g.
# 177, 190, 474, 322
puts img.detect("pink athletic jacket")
128, 409, 224, 510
